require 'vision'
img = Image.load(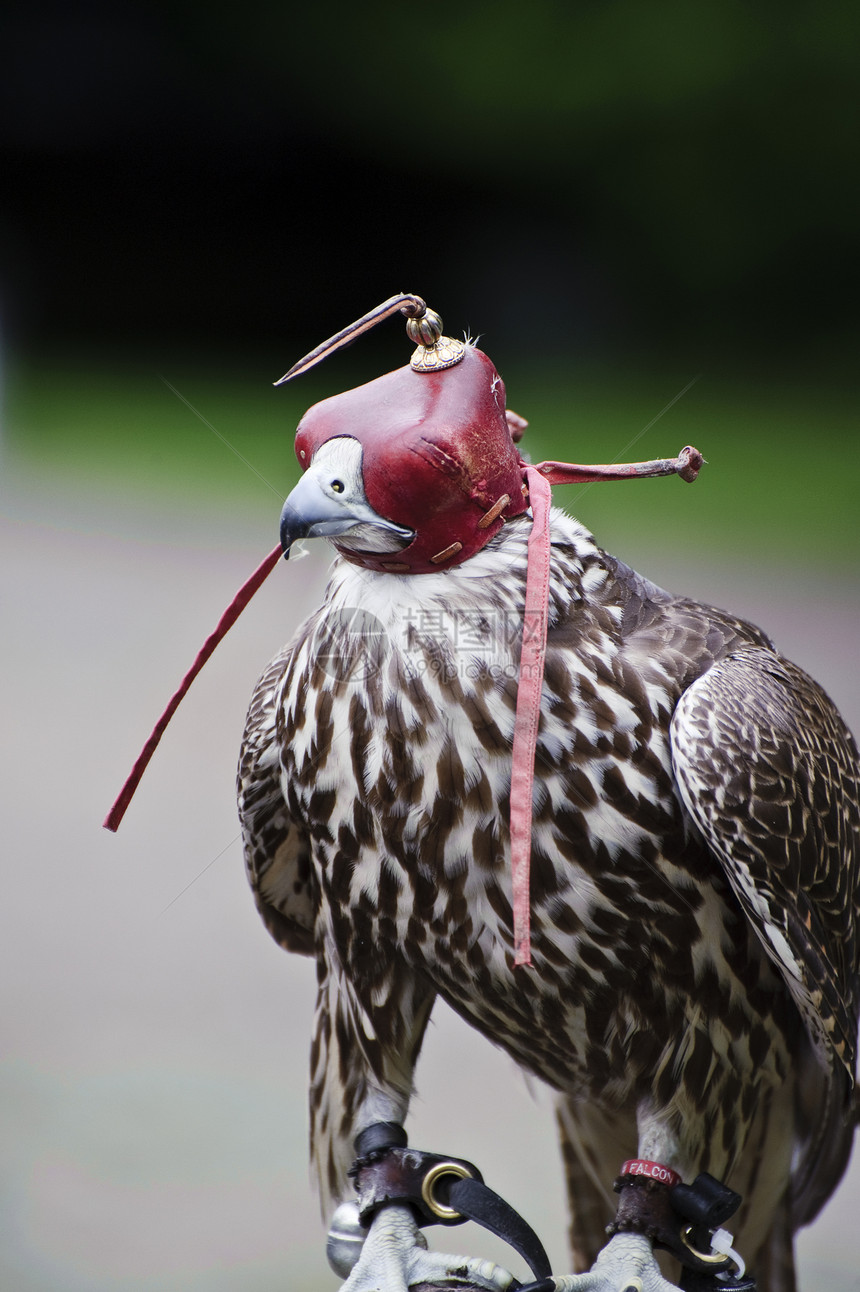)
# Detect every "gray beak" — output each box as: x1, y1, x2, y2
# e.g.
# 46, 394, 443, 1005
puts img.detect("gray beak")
279, 469, 412, 557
